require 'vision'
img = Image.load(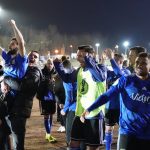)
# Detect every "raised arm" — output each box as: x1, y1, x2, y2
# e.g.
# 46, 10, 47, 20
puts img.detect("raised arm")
53, 58, 68, 82
84, 55, 107, 82
53, 58, 77, 83
9, 19, 25, 57
105, 48, 130, 77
